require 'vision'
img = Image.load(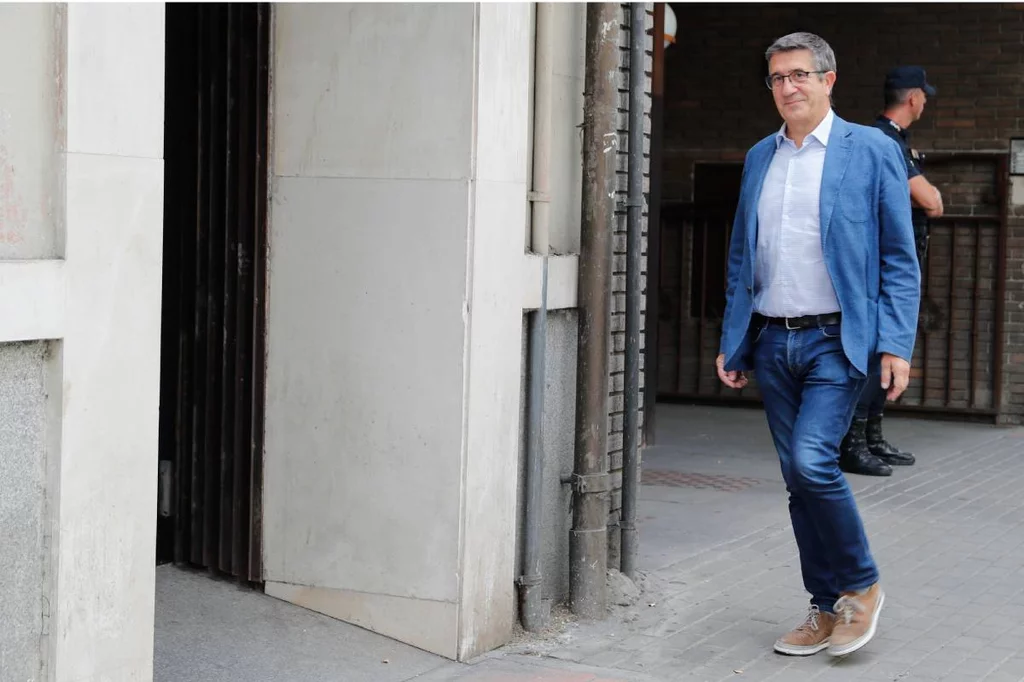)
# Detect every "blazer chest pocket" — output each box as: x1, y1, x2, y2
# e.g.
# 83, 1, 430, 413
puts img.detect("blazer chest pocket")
839, 179, 873, 223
